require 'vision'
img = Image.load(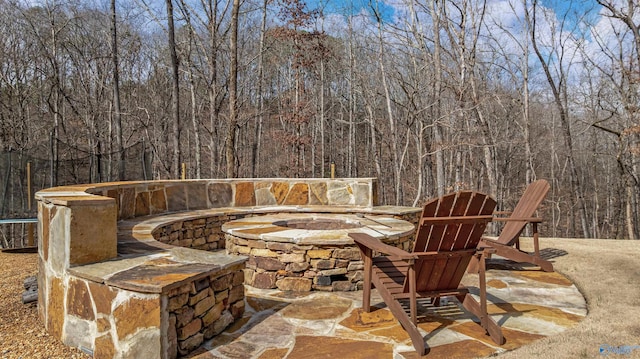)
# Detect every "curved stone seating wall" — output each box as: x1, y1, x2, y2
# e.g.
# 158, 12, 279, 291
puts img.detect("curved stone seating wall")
86, 178, 381, 221
36, 178, 420, 359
